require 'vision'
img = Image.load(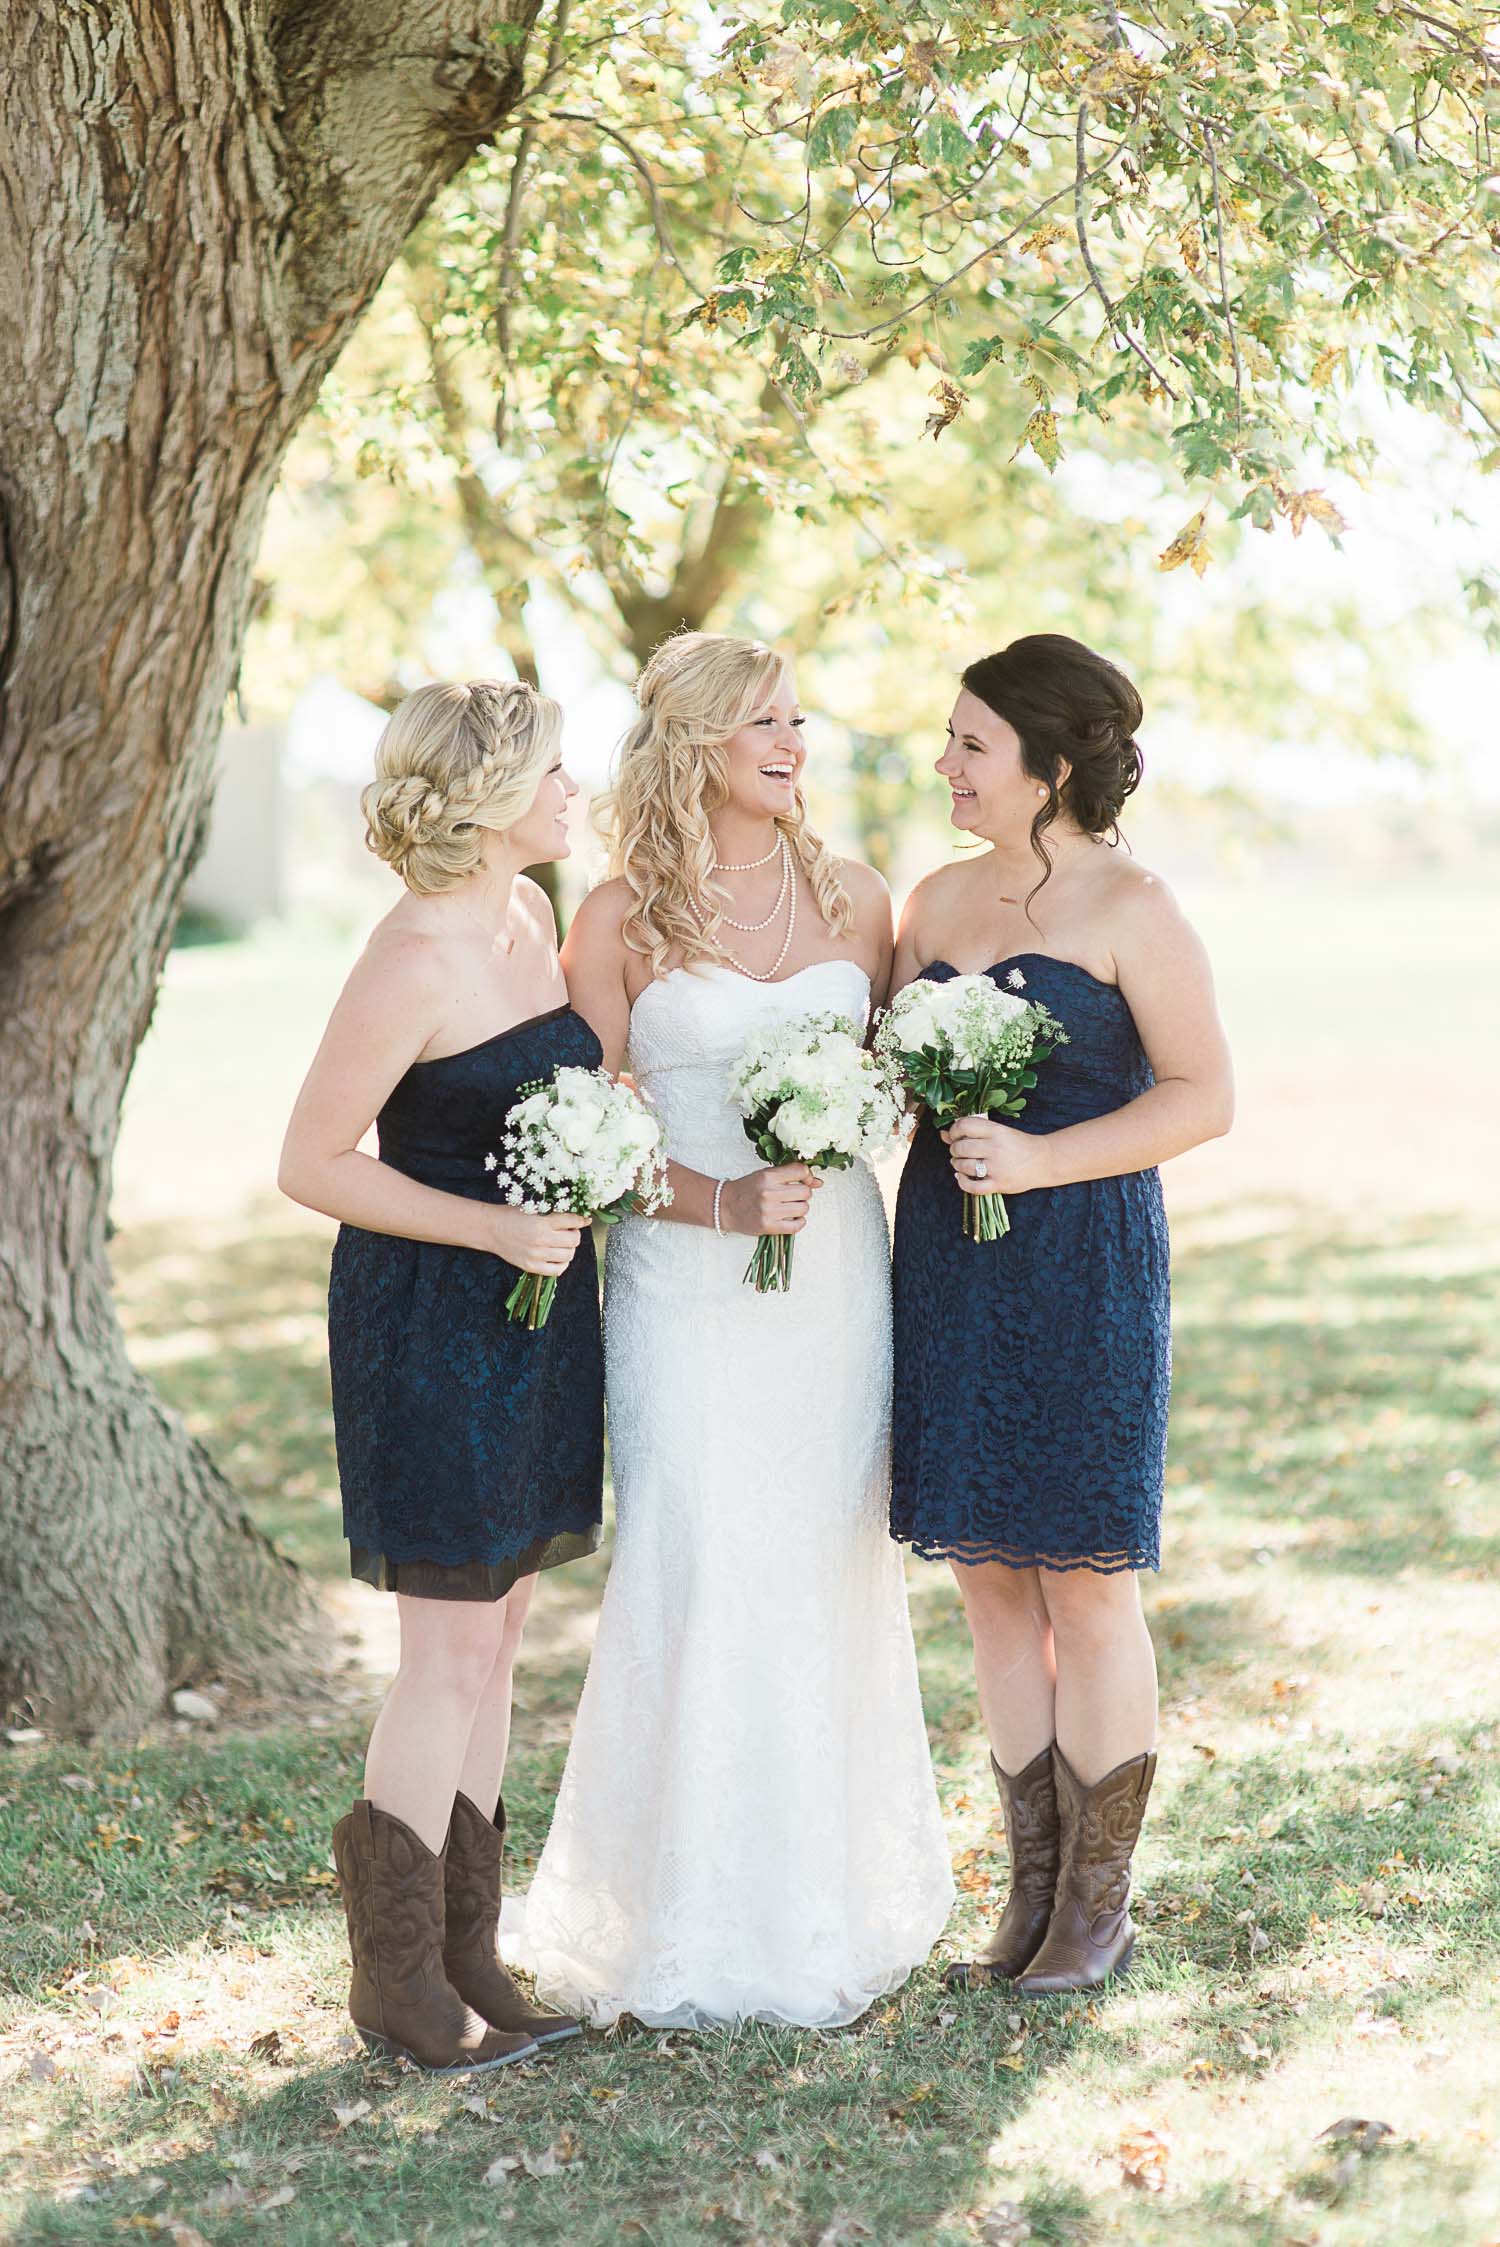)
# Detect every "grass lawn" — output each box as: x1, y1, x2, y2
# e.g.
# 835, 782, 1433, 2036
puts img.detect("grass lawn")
2, 876, 1498, 2246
